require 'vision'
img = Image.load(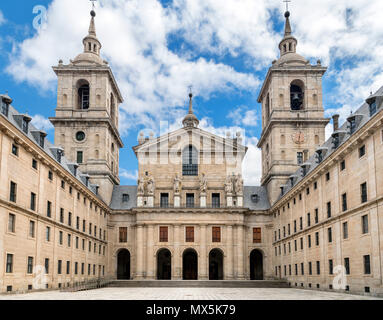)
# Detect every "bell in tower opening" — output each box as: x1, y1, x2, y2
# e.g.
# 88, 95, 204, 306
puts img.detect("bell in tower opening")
290, 80, 304, 110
